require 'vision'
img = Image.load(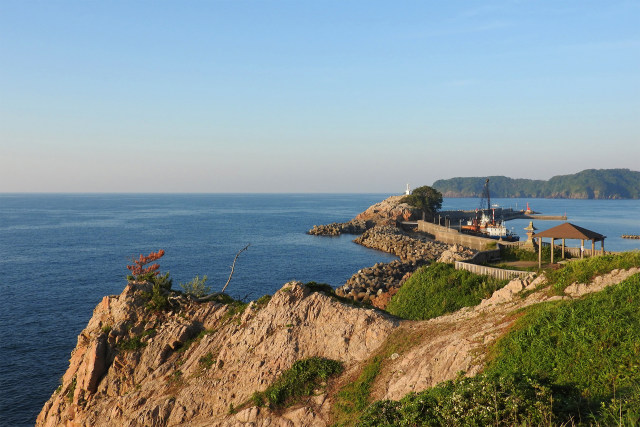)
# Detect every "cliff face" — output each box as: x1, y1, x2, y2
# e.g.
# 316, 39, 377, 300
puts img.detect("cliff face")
38, 267, 640, 426
37, 282, 398, 426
